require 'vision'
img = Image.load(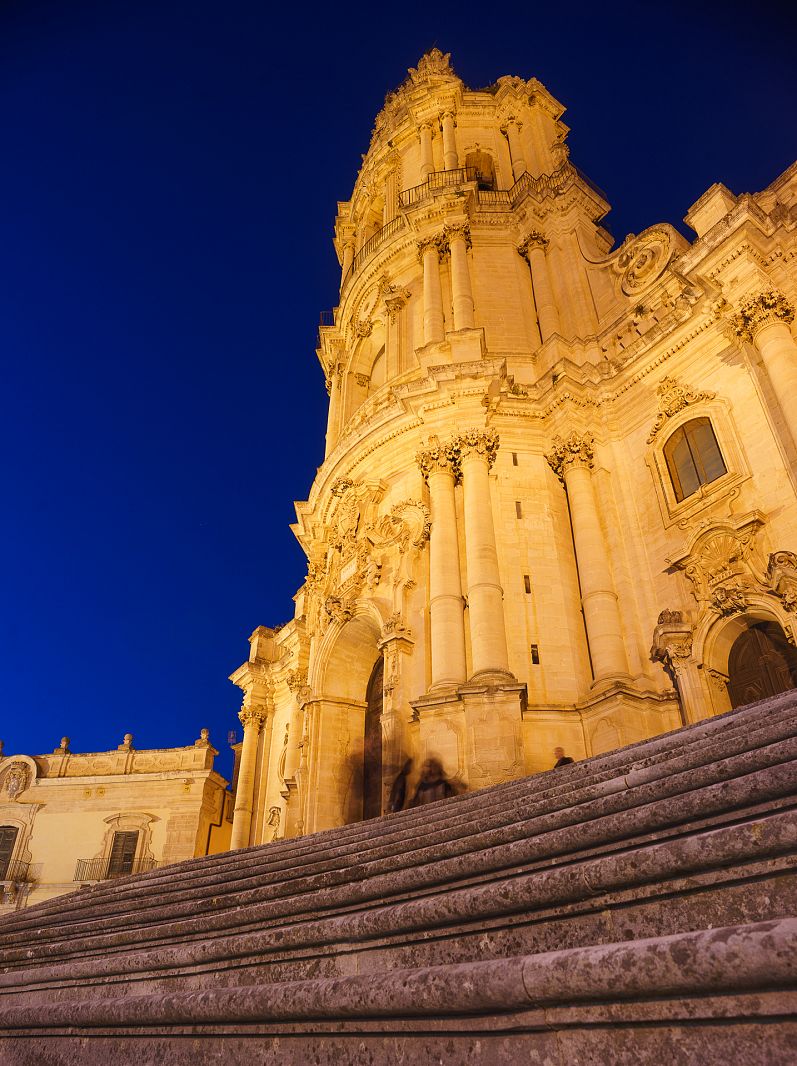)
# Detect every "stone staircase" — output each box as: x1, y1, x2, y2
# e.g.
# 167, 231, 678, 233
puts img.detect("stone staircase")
0, 692, 796, 1064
